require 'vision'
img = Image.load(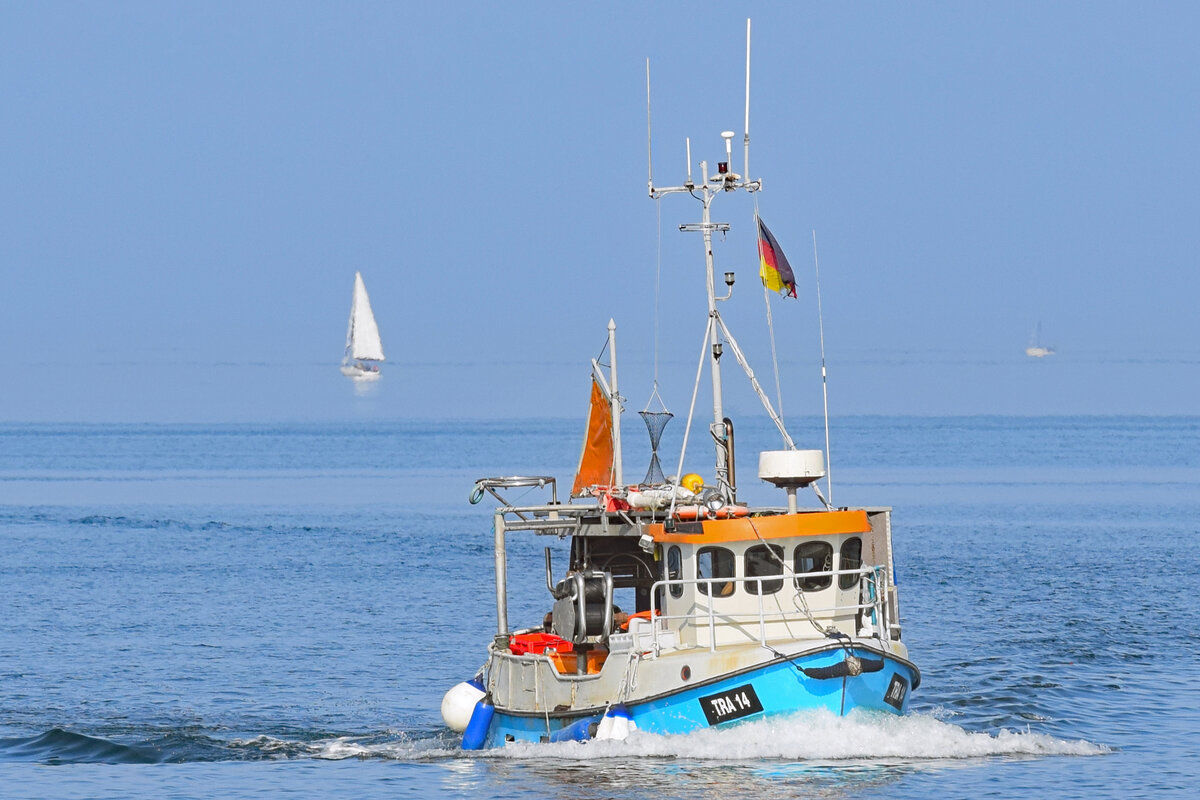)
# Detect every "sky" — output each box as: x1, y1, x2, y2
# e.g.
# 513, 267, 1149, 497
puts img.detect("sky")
1, 1, 1198, 423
